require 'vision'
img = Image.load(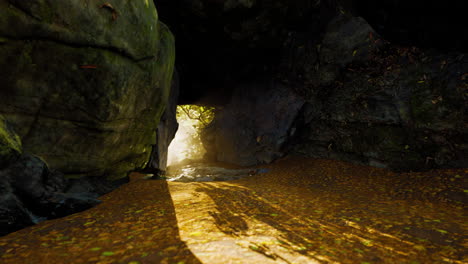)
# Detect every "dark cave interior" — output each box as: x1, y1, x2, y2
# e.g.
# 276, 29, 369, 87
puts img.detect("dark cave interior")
156, 0, 467, 105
